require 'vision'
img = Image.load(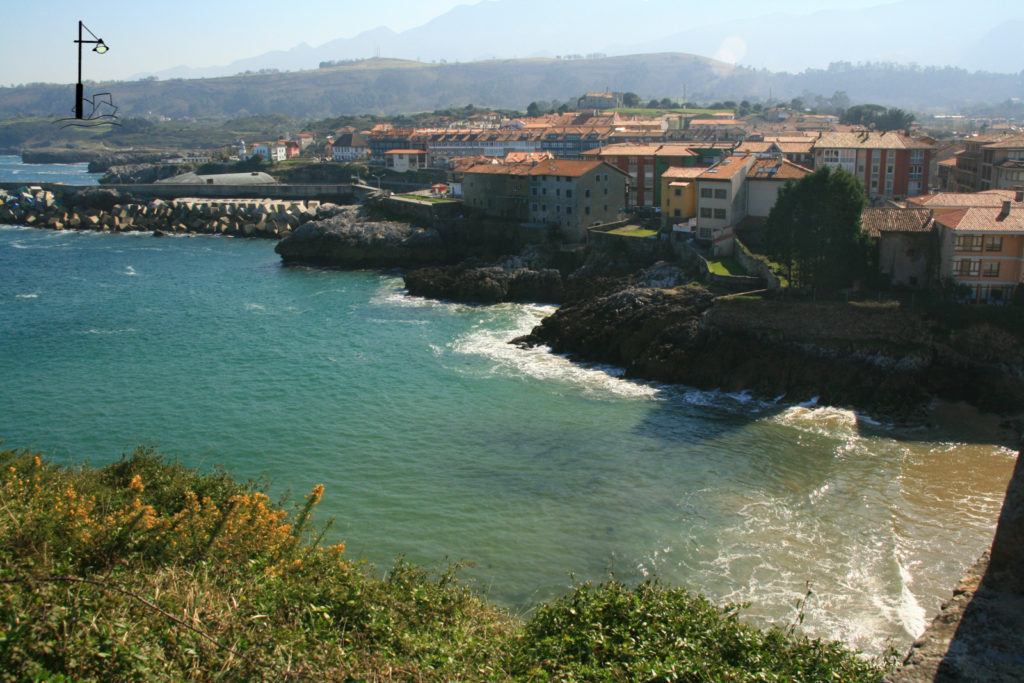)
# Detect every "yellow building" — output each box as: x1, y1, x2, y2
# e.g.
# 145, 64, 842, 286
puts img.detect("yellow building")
660, 166, 703, 227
